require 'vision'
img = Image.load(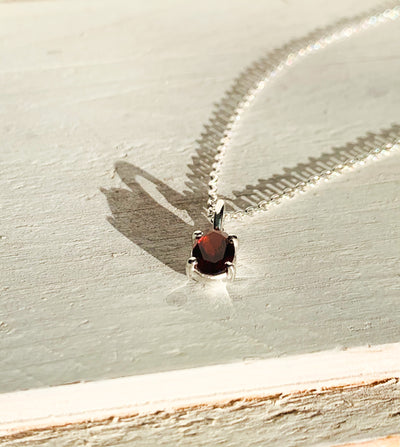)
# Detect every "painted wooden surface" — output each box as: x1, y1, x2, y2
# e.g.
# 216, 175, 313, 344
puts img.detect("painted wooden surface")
1, 343, 399, 441
0, 0, 399, 443
337, 436, 400, 447
2, 374, 400, 445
